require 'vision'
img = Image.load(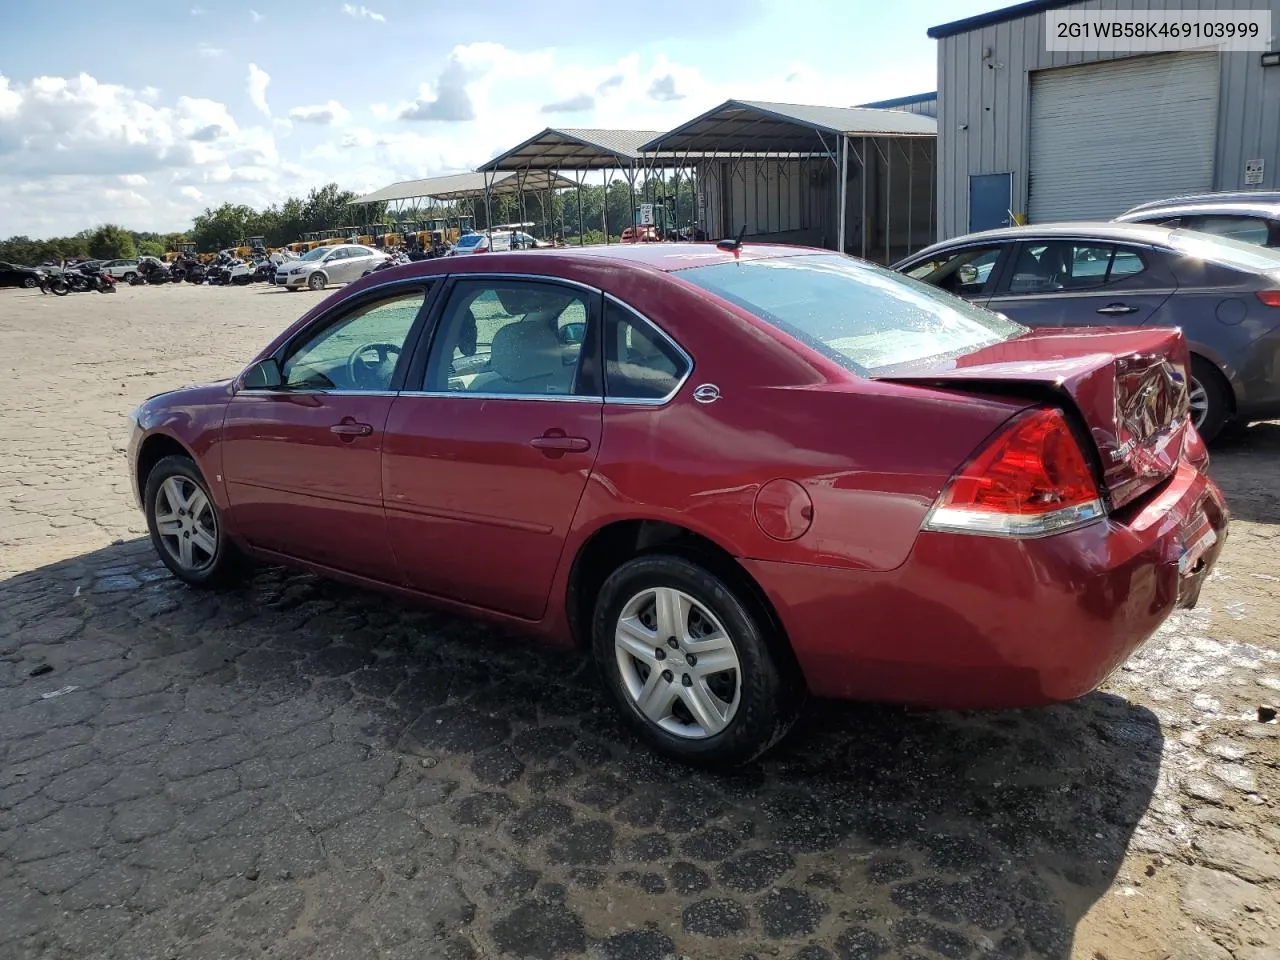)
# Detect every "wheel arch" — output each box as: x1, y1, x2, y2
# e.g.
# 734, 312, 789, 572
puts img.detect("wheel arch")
135, 432, 198, 504
565, 518, 804, 684
1183, 341, 1239, 414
